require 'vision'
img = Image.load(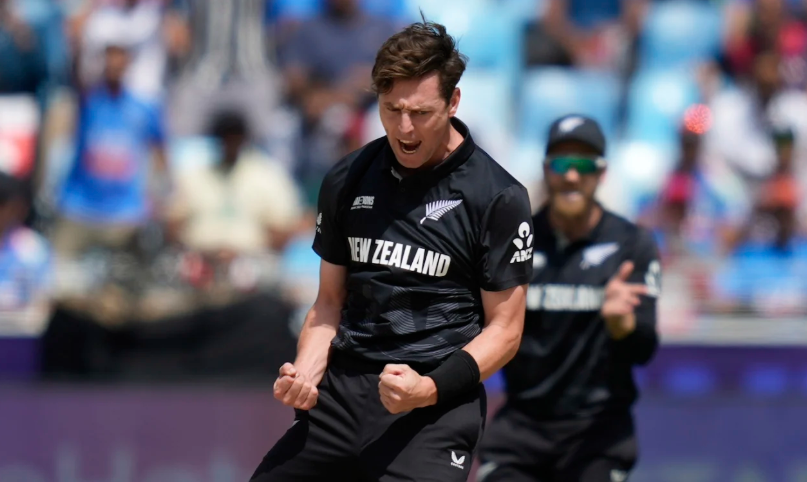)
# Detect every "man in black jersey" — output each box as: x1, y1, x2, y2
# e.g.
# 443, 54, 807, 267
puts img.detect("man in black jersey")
477, 115, 661, 482
250, 21, 534, 482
